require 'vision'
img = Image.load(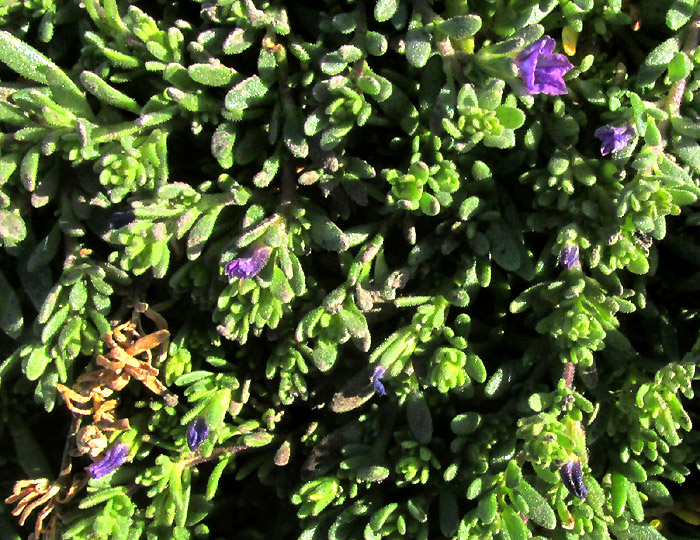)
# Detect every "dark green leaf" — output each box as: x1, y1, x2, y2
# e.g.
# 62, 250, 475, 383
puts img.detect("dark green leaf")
406, 28, 431, 68
0, 268, 23, 338
407, 391, 433, 444
9, 418, 53, 478
451, 412, 481, 435
439, 491, 459, 537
